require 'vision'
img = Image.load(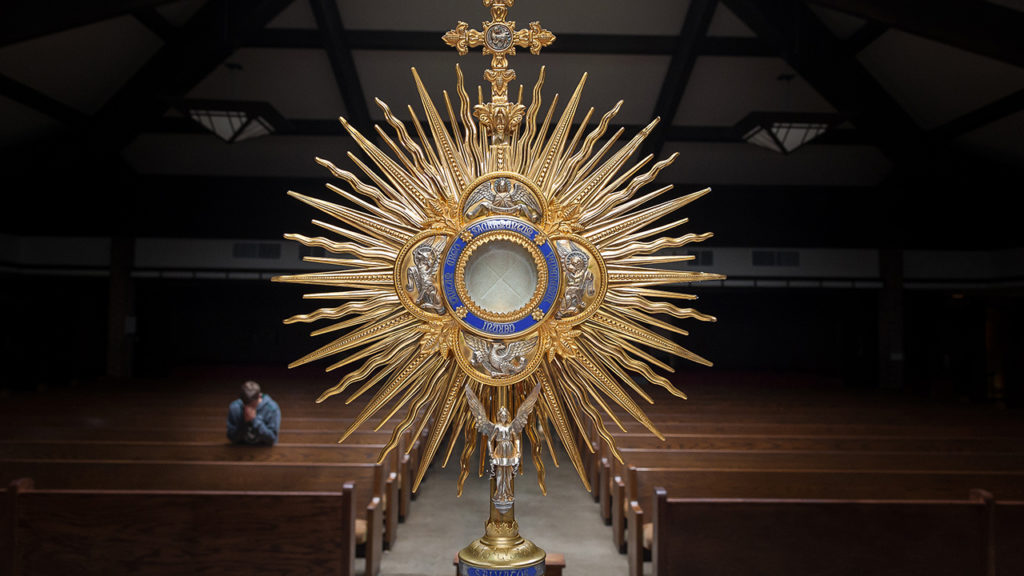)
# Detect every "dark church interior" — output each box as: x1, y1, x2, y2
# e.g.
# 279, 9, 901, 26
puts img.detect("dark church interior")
1, 1, 1023, 575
